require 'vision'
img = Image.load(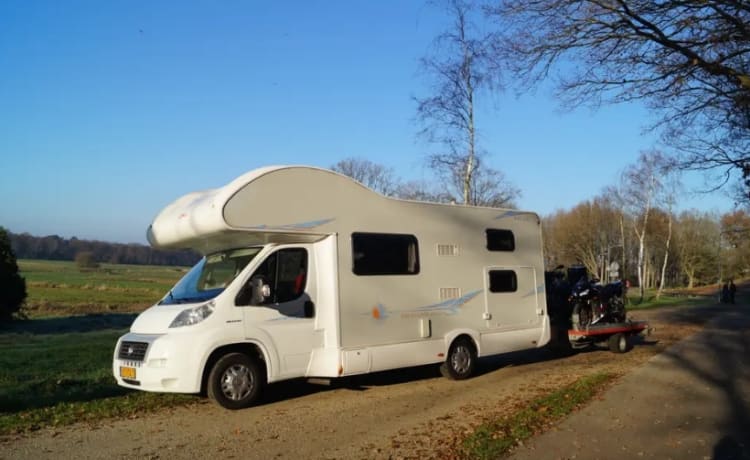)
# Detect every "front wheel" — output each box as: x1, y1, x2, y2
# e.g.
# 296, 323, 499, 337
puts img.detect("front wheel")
207, 352, 263, 410
440, 337, 477, 380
